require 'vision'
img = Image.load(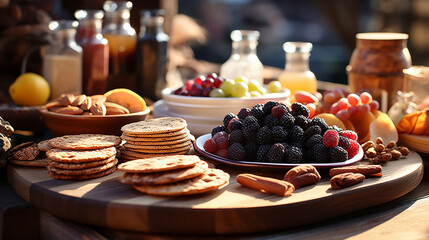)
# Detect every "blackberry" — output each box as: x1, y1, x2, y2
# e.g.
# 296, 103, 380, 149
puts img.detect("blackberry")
250, 104, 265, 124
338, 136, 350, 150
313, 143, 329, 163
303, 148, 314, 163
294, 115, 310, 130
223, 113, 238, 127
262, 101, 279, 115
267, 143, 285, 163
290, 142, 303, 151
289, 125, 304, 143
211, 125, 227, 137
256, 144, 272, 162
237, 108, 251, 120
227, 143, 246, 161
229, 129, 245, 145
291, 102, 310, 118
272, 126, 288, 142
329, 146, 348, 162
305, 134, 323, 149
256, 126, 273, 145
310, 117, 329, 133
330, 125, 343, 134
242, 116, 260, 140
244, 141, 258, 161
228, 119, 242, 133
264, 114, 279, 128
271, 104, 288, 119
285, 146, 303, 163
280, 112, 295, 129
304, 125, 322, 140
